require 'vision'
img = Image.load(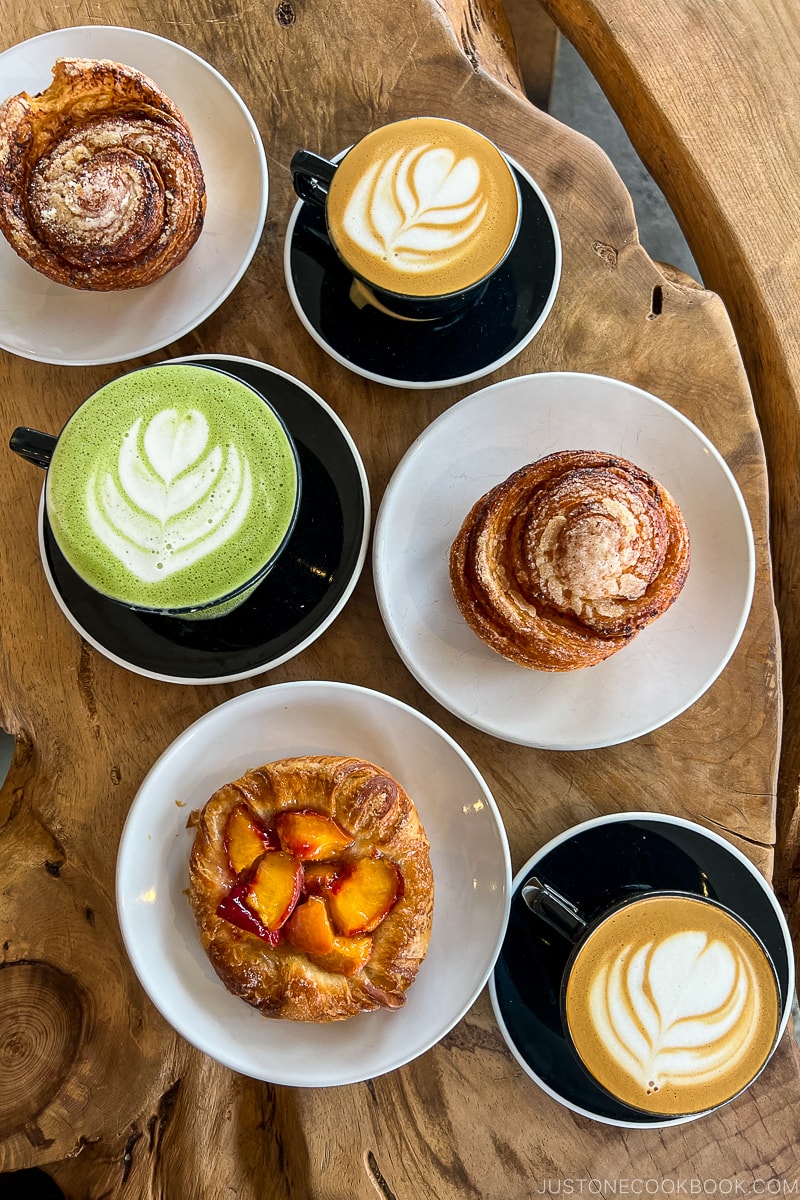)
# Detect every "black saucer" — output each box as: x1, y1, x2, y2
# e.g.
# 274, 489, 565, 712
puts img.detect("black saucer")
490, 814, 793, 1127
40, 355, 370, 684
284, 159, 561, 389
